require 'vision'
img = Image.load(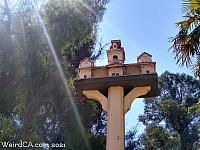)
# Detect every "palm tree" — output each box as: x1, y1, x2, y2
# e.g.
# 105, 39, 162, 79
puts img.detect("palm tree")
171, 0, 200, 77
